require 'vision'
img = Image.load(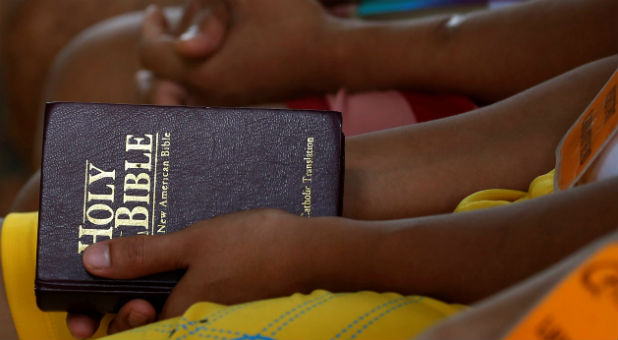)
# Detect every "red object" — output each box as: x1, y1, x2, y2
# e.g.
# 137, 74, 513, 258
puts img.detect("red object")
287, 90, 477, 136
